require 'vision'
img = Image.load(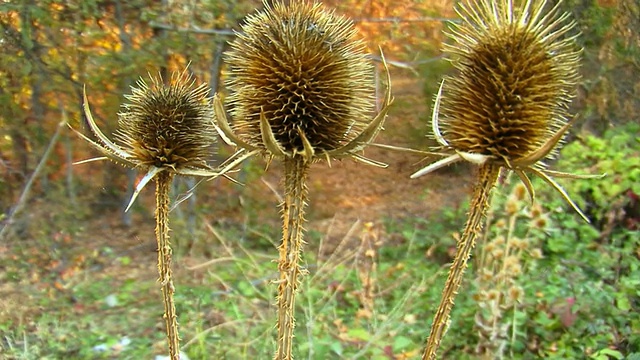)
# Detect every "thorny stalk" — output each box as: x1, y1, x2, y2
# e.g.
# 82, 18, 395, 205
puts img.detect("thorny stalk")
275, 155, 310, 360
155, 171, 180, 360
